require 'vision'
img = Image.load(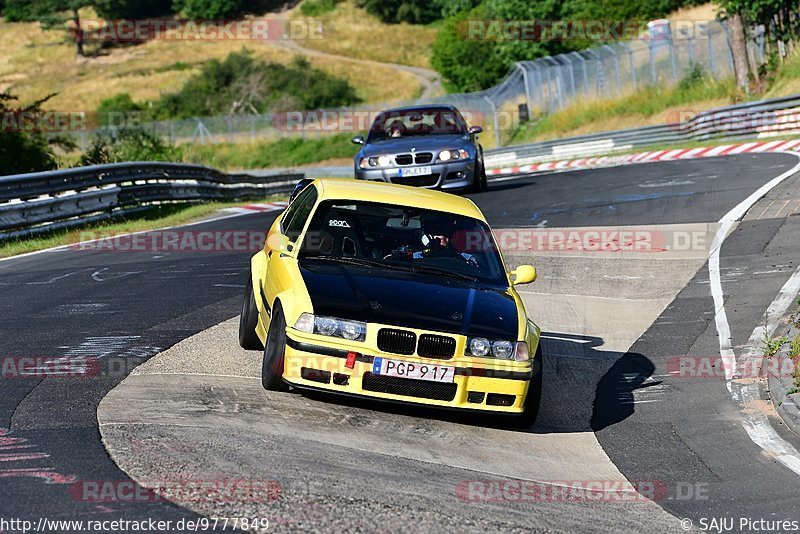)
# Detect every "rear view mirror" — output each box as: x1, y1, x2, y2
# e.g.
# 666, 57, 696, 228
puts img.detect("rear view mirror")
351, 135, 365, 145
510, 265, 536, 285
468, 126, 483, 135
386, 217, 421, 230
